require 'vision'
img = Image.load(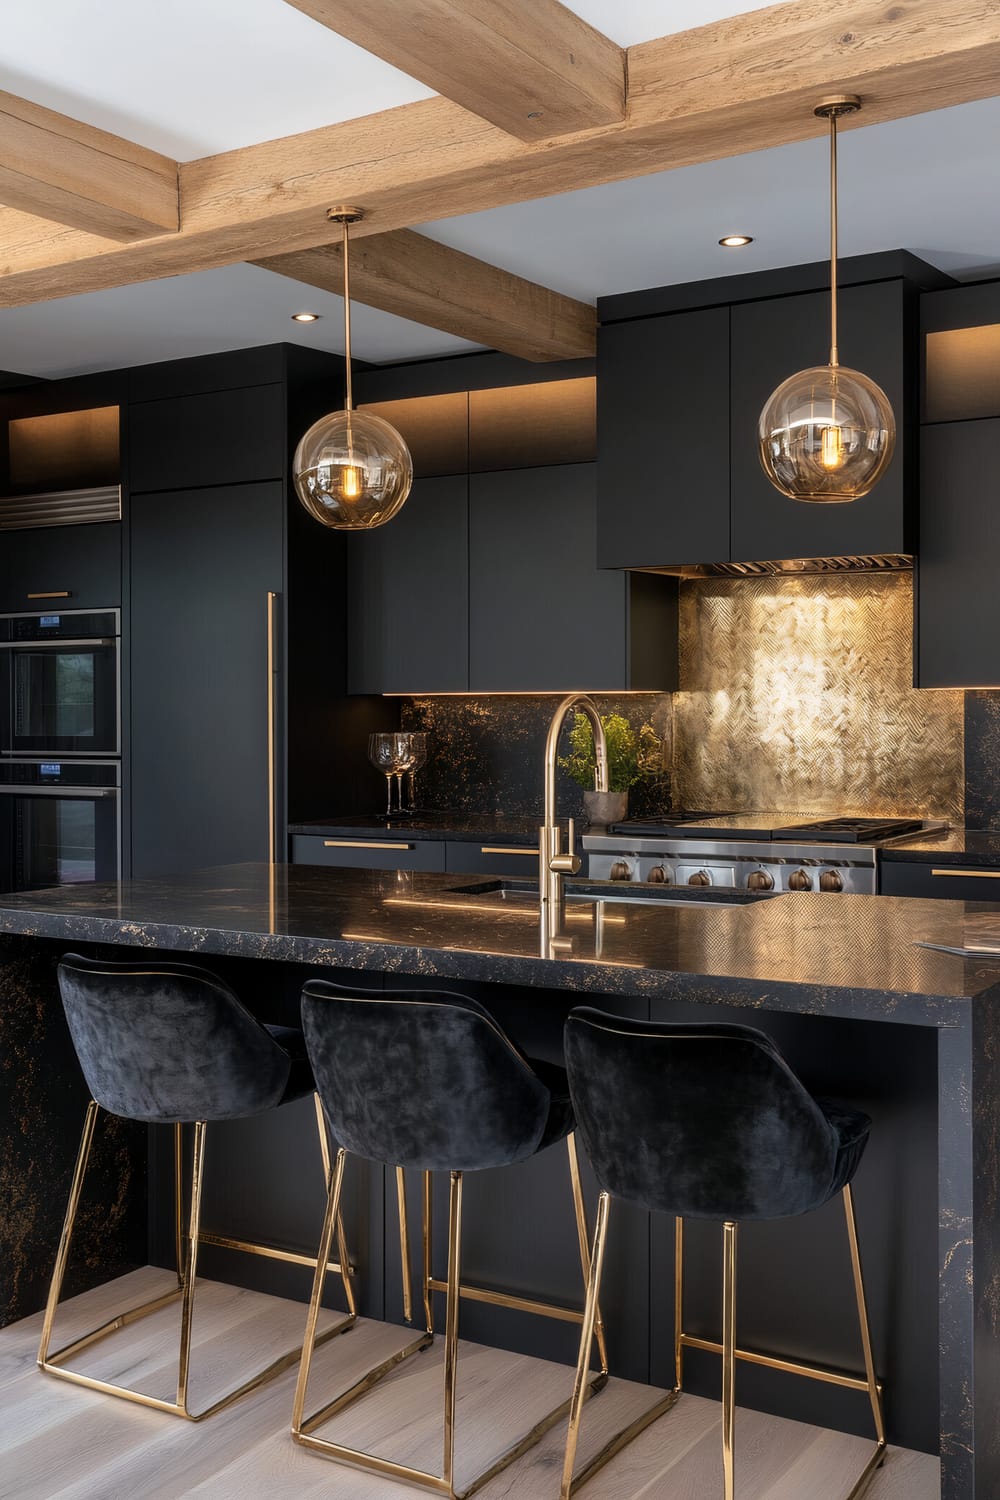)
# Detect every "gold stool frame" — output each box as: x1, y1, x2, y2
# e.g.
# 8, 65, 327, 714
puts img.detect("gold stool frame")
38, 1093, 359, 1421
561, 1183, 887, 1499
292, 1133, 611, 1500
